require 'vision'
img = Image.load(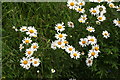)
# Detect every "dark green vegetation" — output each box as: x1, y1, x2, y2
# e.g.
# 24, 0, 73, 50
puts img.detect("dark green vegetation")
2, 2, 120, 79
